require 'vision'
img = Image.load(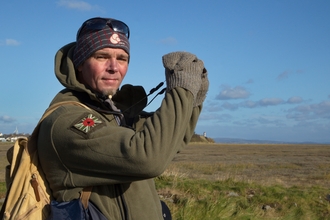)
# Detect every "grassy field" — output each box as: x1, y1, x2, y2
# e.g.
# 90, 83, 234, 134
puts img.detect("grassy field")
156, 143, 330, 219
1, 142, 330, 219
